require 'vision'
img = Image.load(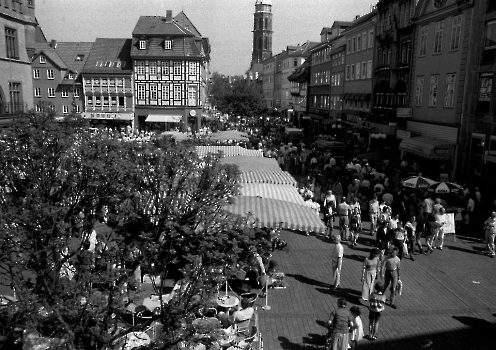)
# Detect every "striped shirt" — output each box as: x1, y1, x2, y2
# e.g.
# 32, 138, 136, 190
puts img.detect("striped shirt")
369, 292, 386, 313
